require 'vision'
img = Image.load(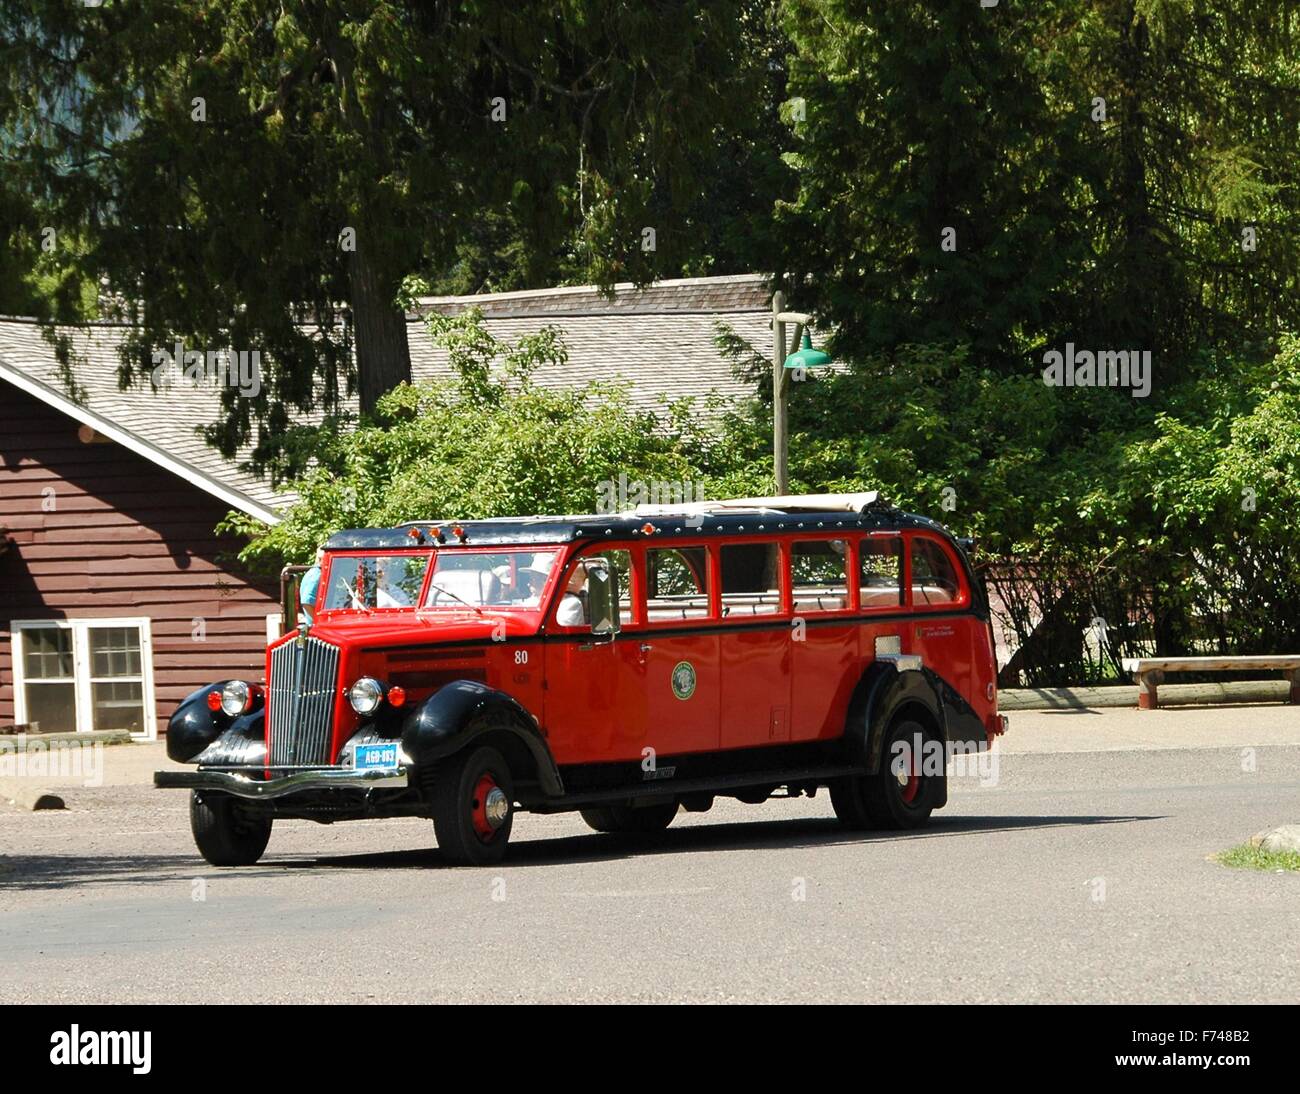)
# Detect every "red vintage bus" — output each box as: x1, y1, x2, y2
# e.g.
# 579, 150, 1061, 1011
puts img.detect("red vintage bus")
157, 493, 1005, 865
